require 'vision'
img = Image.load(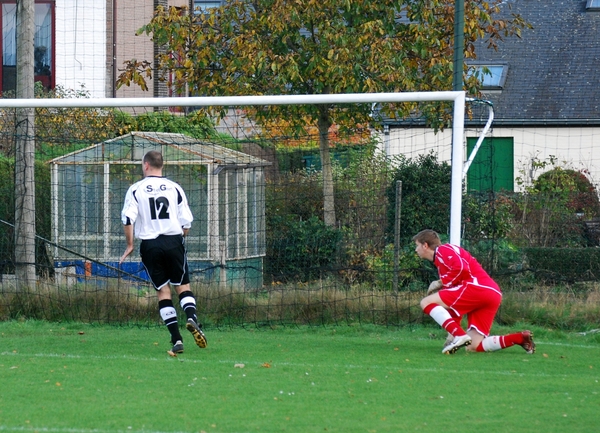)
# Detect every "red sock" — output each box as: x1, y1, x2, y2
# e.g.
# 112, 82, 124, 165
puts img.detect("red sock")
499, 333, 524, 348
442, 319, 466, 336
449, 311, 462, 328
